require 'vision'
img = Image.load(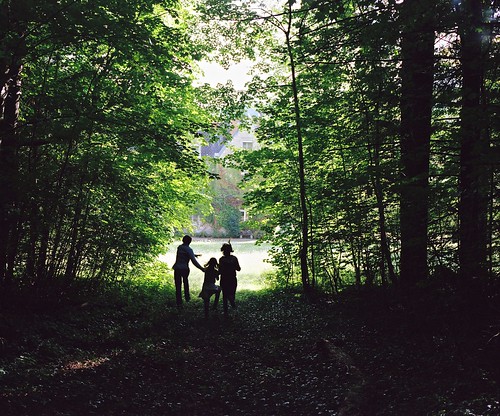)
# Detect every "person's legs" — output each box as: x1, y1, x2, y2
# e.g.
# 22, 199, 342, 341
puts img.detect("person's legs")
204, 298, 209, 317
182, 270, 191, 301
229, 278, 237, 308
229, 293, 236, 308
174, 270, 182, 306
222, 288, 229, 314
213, 288, 220, 310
